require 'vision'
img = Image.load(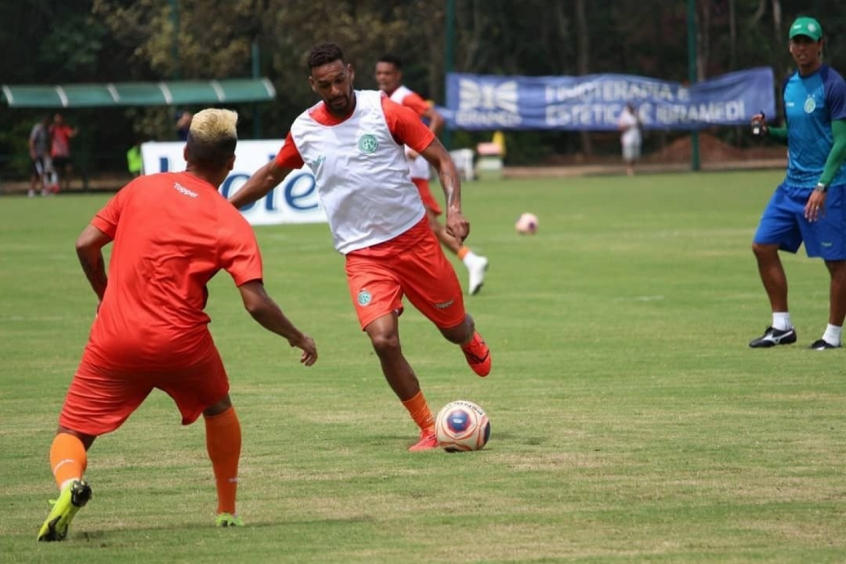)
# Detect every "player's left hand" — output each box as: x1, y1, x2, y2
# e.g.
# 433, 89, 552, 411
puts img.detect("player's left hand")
446, 211, 470, 244
804, 191, 827, 222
